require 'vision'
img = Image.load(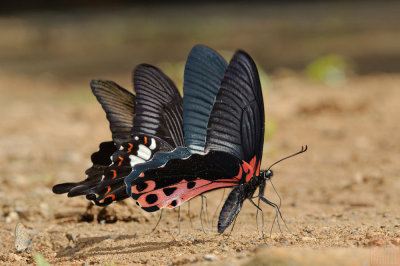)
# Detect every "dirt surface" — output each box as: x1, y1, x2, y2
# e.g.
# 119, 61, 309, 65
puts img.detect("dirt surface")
1, 71, 399, 265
